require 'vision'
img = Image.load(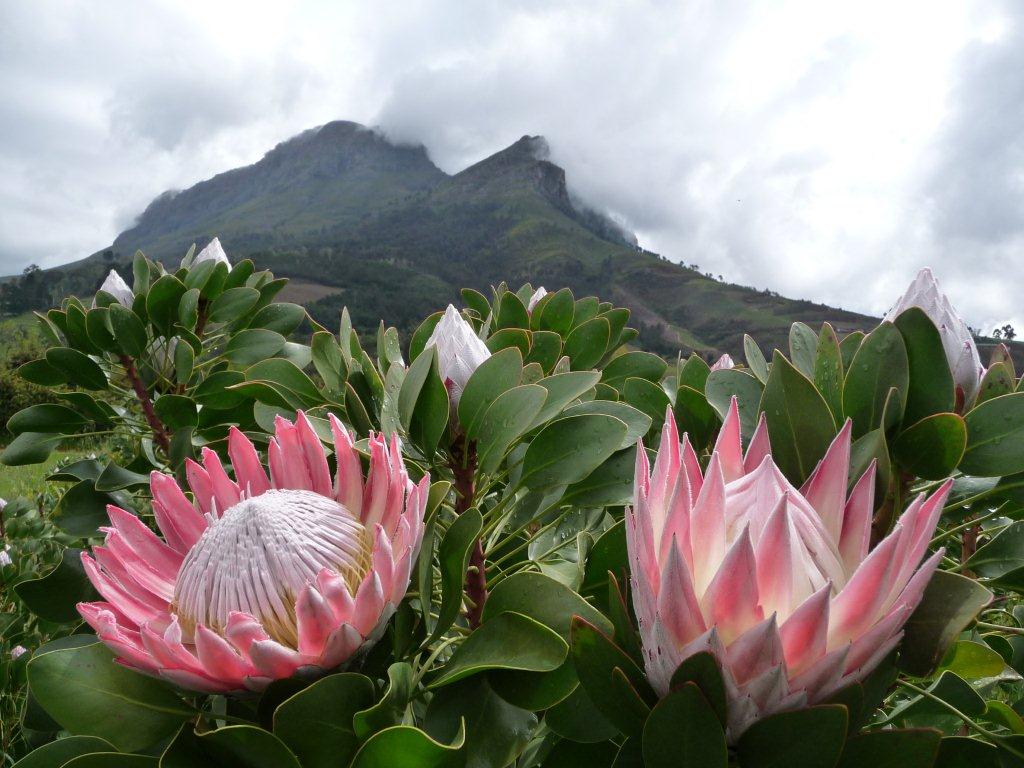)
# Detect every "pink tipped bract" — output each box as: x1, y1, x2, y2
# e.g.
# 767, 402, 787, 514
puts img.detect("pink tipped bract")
628, 400, 949, 740
78, 412, 428, 693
